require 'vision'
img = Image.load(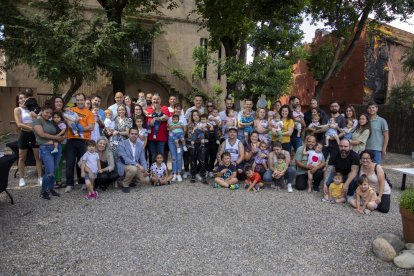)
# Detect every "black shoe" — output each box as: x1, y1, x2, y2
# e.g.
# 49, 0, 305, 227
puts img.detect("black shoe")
122, 187, 130, 193
202, 178, 208, 185
190, 177, 196, 183
41, 192, 51, 200
49, 189, 60, 197
129, 183, 137, 188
